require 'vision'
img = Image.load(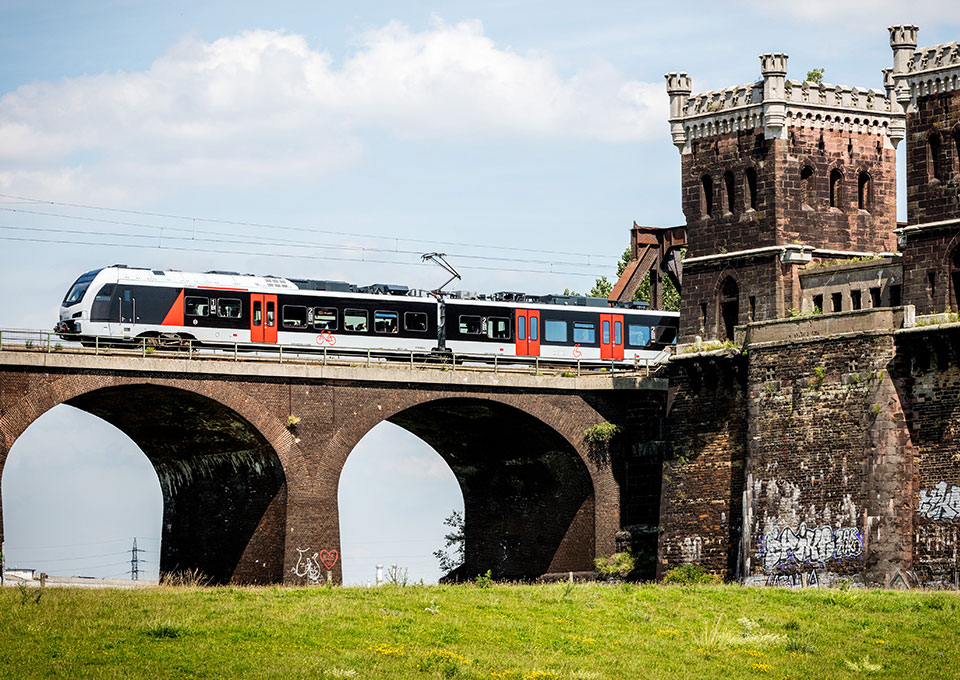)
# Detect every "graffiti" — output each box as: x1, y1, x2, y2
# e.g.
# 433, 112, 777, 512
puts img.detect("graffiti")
765, 570, 819, 588
918, 481, 960, 520
757, 523, 863, 572
293, 547, 340, 583
293, 548, 323, 582
319, 549, 339, 569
